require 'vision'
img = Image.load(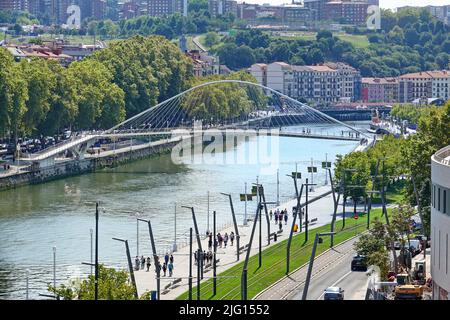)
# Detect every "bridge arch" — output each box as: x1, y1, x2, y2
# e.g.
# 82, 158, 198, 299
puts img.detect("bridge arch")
105, 79, 368, 138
